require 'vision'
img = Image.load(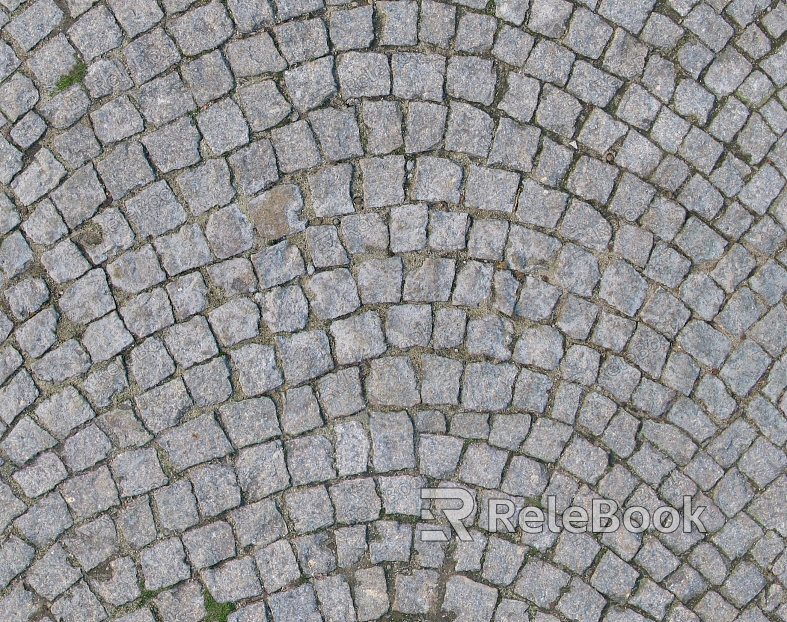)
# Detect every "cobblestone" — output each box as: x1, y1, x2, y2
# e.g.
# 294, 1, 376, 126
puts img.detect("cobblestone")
0, 0, 781, 618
